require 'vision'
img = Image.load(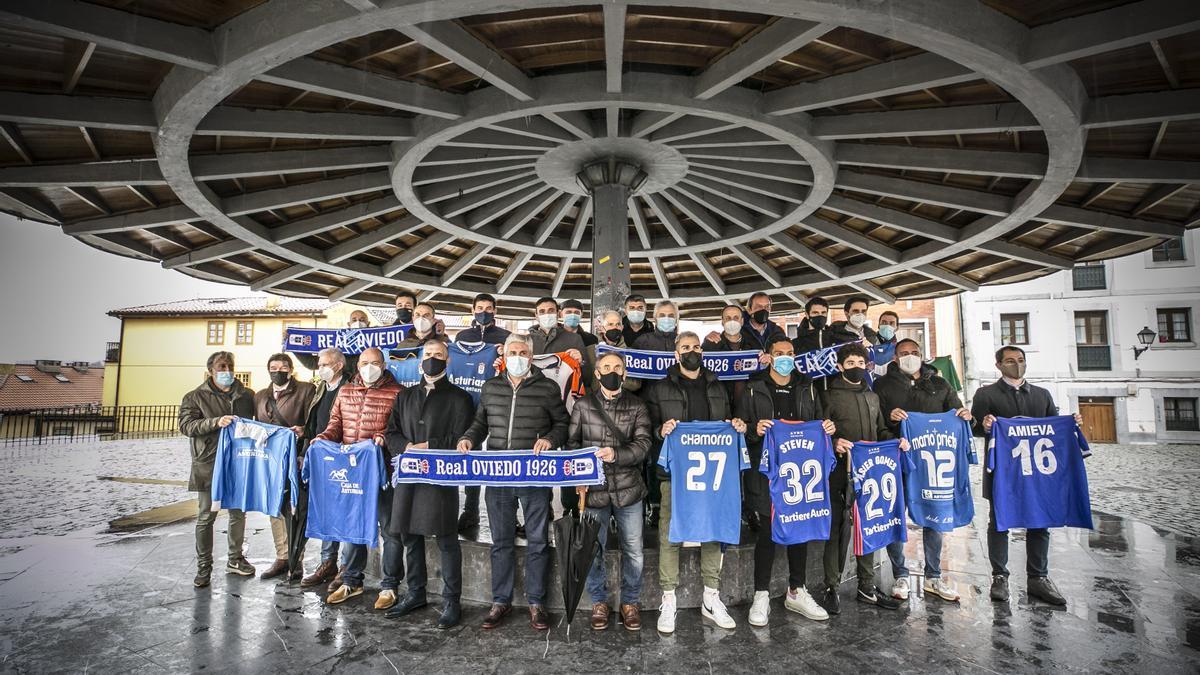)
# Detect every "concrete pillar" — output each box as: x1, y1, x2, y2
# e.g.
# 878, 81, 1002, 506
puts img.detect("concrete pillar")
589, 183, 632, 326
